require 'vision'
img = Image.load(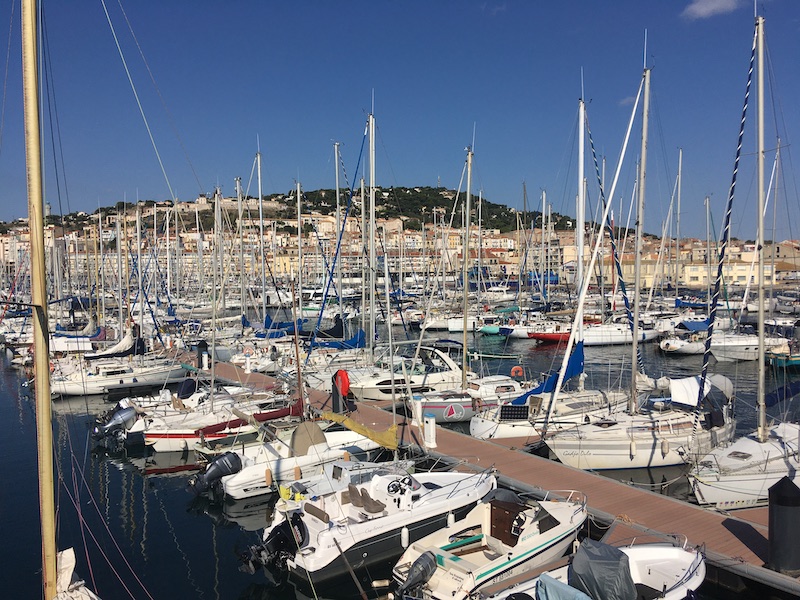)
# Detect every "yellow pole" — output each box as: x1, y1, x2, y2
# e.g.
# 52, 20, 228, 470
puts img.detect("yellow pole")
22, 0, 57, 597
